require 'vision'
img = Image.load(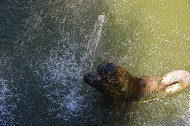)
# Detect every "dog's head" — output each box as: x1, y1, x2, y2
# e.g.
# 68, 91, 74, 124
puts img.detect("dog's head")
84, 61, 132, 101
